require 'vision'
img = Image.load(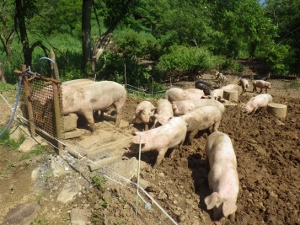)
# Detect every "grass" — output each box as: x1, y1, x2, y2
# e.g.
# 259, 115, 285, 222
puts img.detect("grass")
91, 175, 107, 189
0, 126, 25, 150
283, 80, 300, 89
20, 146, 46, 160
0, 160, 15, 177
0, 82, 17, 92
